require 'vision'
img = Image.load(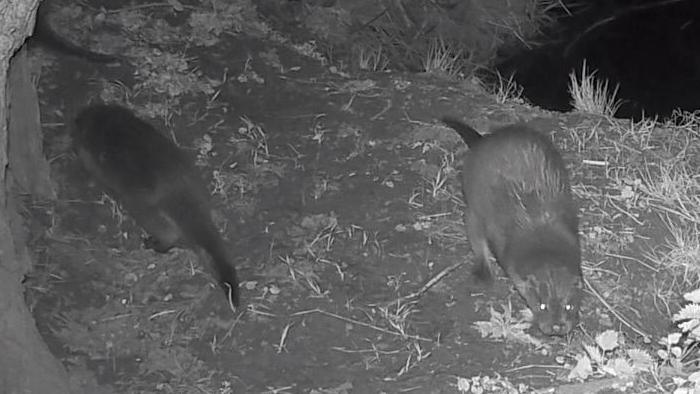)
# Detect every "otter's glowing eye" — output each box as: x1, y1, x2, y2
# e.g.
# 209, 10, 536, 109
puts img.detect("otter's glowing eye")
539, 303, 547, 311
